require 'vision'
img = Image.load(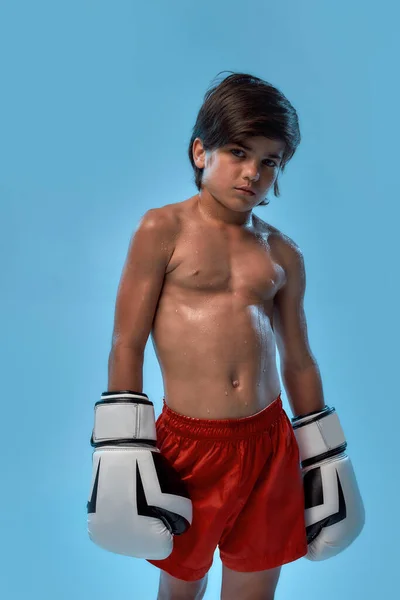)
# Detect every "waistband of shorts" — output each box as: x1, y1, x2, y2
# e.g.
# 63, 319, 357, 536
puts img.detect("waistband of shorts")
159, 393, 284, 440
